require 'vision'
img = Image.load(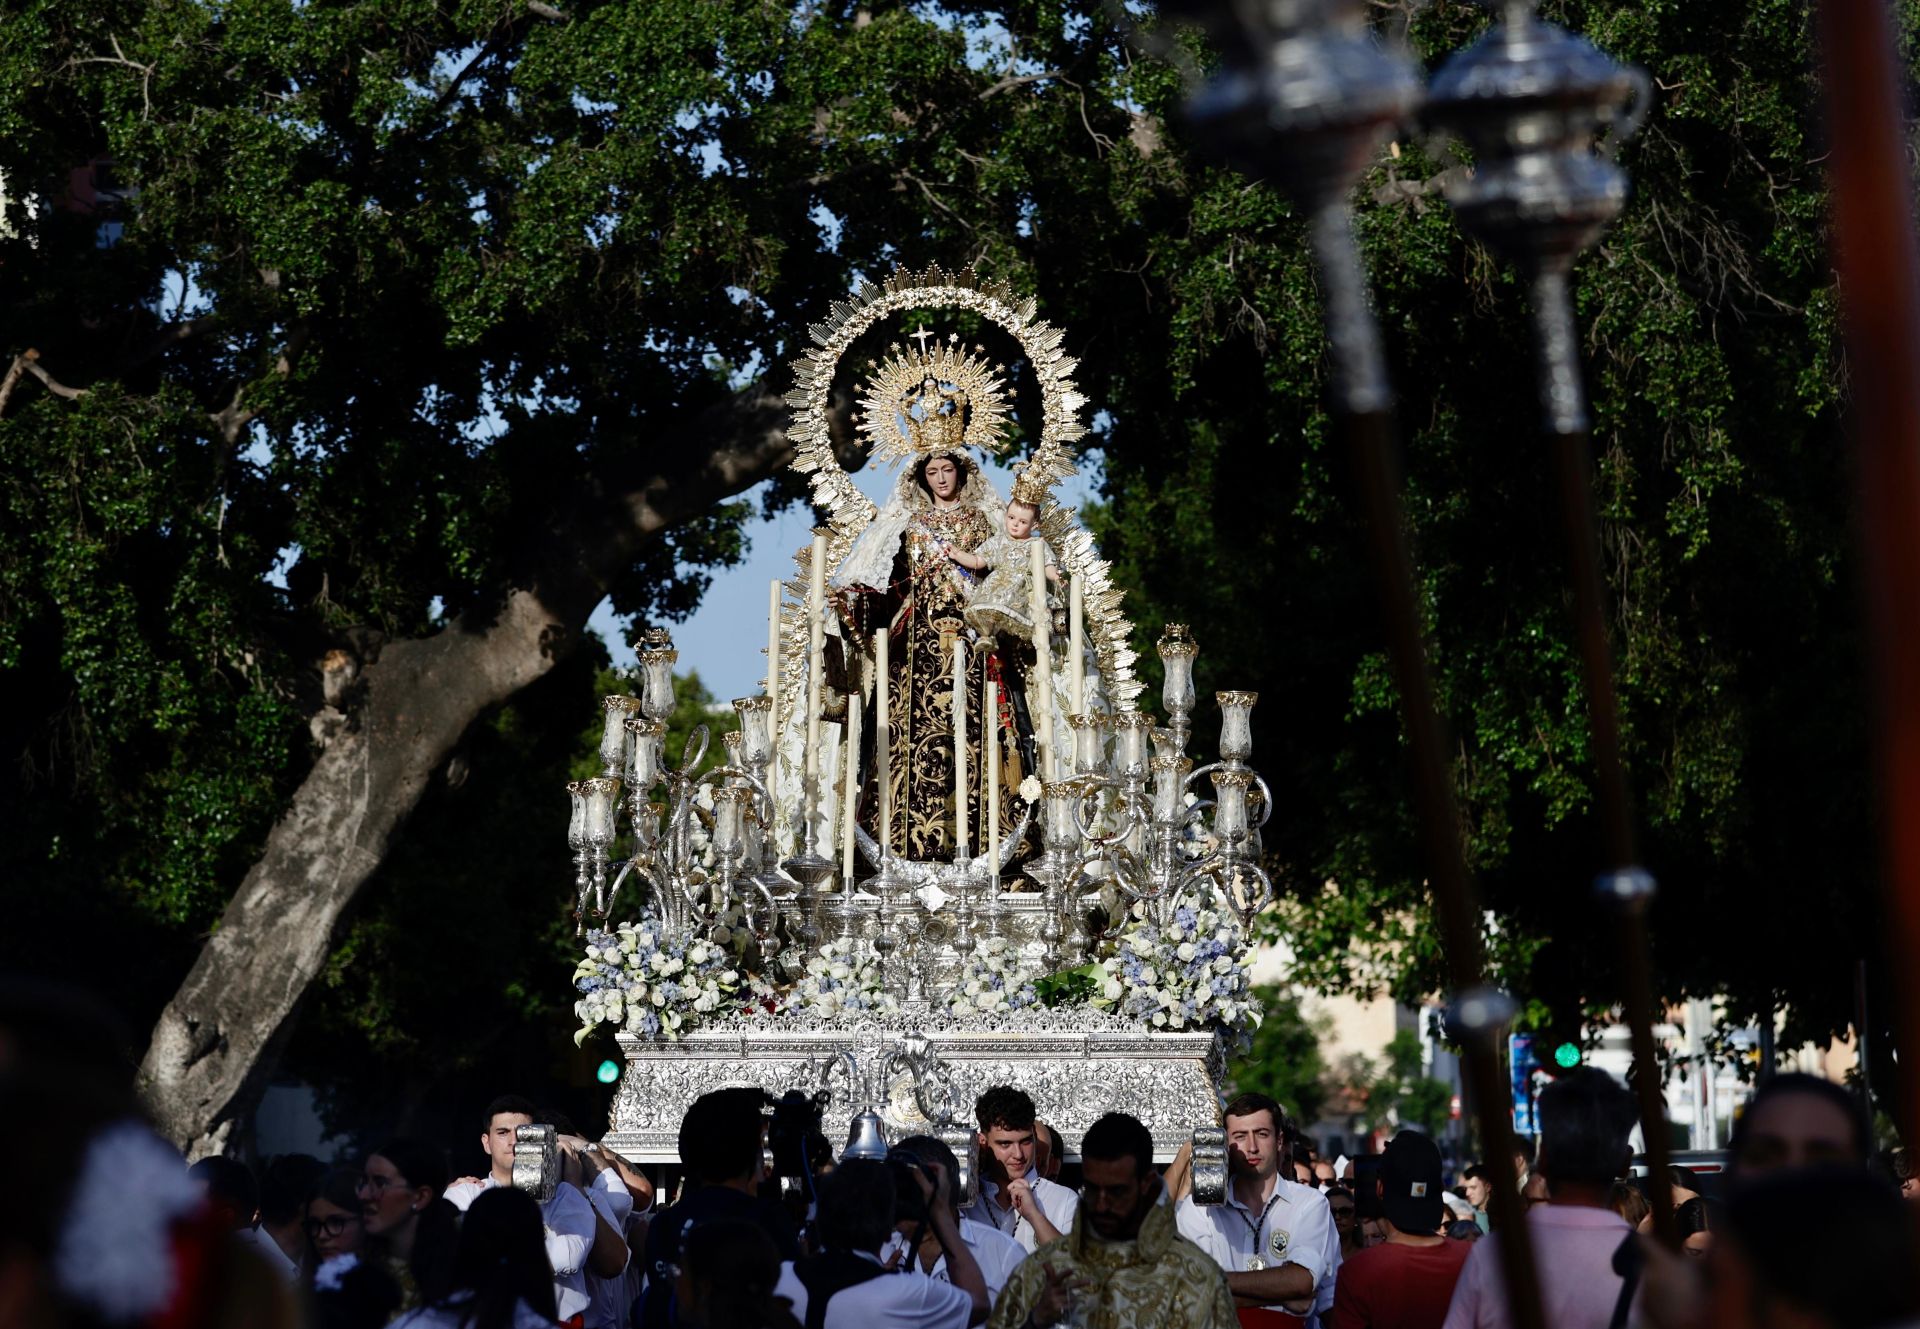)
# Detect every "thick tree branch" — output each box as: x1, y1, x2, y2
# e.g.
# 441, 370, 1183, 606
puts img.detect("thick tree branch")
0, 350, 88, 416
136, 380, 802, 1156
